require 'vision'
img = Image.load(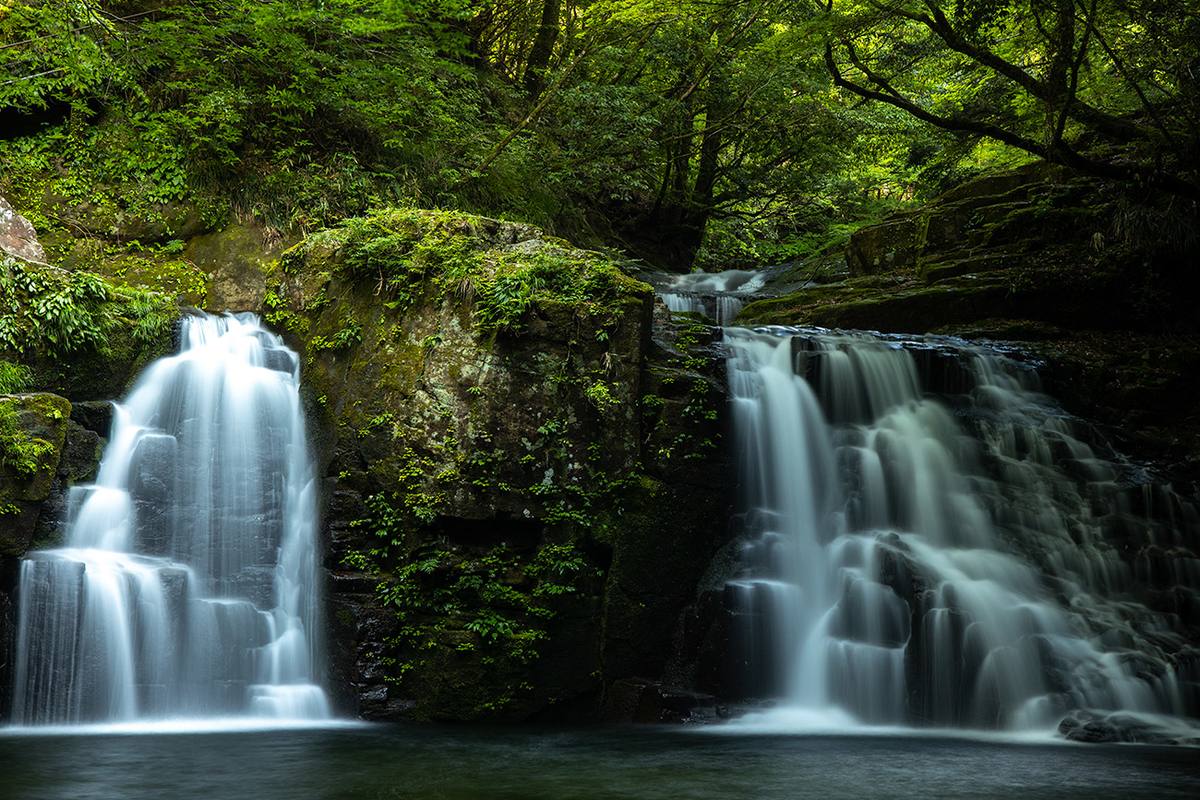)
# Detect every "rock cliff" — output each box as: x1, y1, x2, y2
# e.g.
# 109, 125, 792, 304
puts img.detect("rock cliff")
263, 209, 732, 720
